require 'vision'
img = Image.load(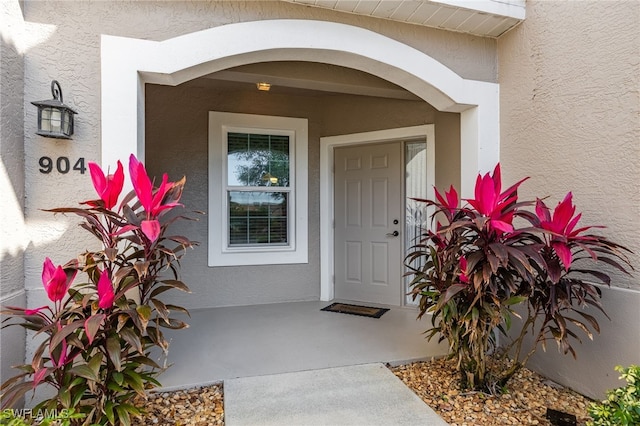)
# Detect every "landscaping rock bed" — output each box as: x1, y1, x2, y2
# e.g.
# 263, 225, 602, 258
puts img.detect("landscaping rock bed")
132, 384, 224, 426
132, 358, 593, 425
392, 358, 592, 425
